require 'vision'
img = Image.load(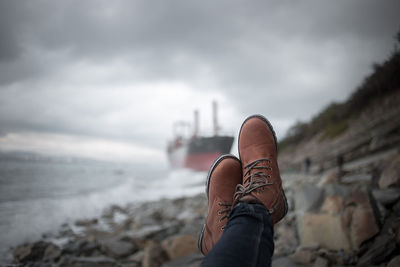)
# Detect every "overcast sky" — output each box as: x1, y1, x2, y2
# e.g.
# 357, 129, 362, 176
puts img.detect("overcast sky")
0, 0, 399, 164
